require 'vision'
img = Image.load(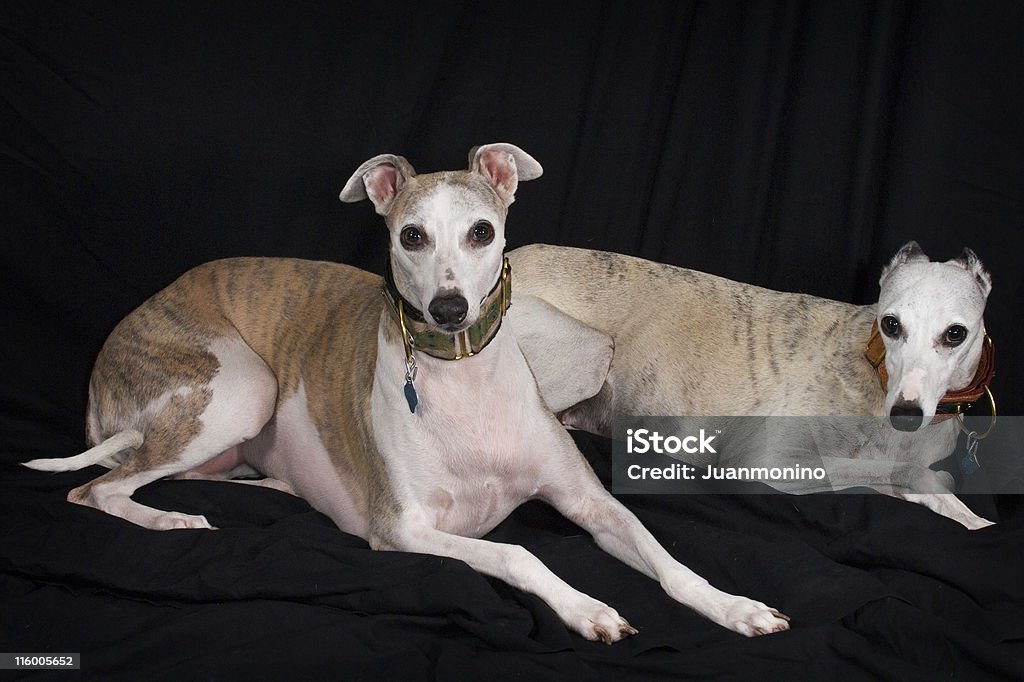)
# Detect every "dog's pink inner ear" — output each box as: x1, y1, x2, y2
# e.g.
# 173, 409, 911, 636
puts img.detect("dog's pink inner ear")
476, 149, 518, 202
364, 163, 405, 208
